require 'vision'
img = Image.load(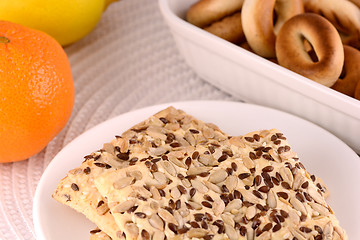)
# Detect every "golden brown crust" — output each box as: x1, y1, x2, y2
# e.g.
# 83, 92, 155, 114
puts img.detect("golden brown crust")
276, 13, 344, 87
349, 0, 360, 8
241, 0, 303, 58
186, 0, 243, 28
355, 80, 360, 100
303, 0, 360, 49
332, 45, 360, 98
203, 11, 244, 44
